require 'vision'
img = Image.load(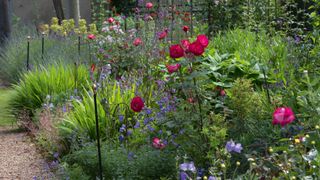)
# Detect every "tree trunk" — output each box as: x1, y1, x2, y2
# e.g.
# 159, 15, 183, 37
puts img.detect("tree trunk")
0, 0, 11, 46
52, 0, 65, 24
68, 0, 80, 26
